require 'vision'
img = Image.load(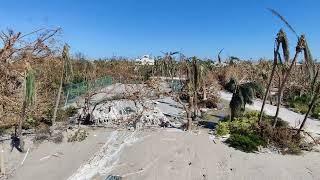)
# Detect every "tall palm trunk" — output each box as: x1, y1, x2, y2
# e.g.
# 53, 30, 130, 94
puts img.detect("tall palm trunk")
273, 51, 300, 127
259, 43, 280, 123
